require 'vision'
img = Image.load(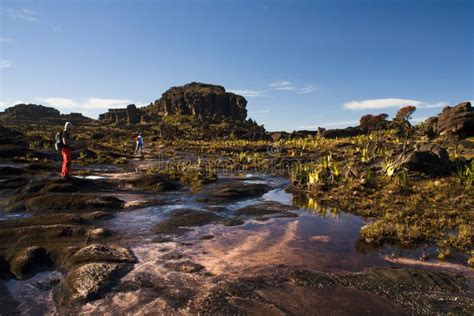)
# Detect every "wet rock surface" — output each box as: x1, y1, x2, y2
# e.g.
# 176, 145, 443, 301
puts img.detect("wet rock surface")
0, 158, 472, 314
200, 182, 271, 204
53, 262, 130, 305
153, 209, 222, 234
9, 246, 52, 280
194, 268, 472, 315
67, 244, 136, 267
236, 201, 298, 217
